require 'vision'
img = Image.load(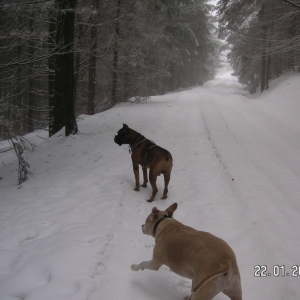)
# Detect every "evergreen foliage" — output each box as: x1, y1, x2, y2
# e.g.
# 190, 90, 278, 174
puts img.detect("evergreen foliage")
0, 0, 220, 138
217, 0, 300, 93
